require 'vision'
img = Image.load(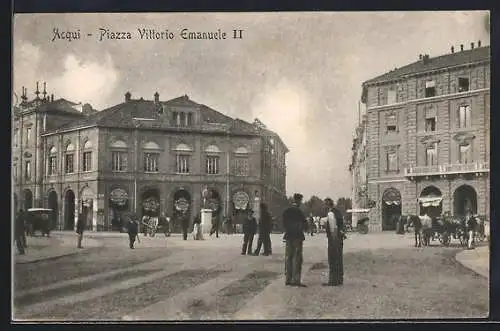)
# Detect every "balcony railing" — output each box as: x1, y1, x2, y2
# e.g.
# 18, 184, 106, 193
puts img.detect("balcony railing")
404, 162, 489, 177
